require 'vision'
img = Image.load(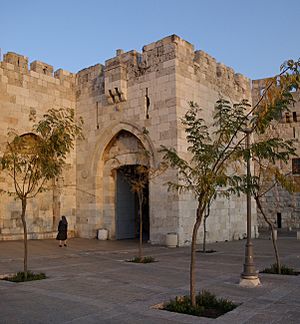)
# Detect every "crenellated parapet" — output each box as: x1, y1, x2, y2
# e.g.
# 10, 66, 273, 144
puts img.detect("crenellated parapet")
30, 61, 54, 76
194, 50, 251, 99
0, 35, 252, 104
102, 35, 194, 105
0, 51, 76, 86
141, 35, 190, 69
54, 68, 76, 82
3, 52, 29, 73
100, 35, 250, 104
